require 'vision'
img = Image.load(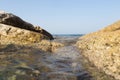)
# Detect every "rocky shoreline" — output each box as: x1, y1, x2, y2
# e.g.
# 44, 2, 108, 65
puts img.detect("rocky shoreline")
76, 20, 120, 80
0, 11, 54, 40
0, 11, 64, 80
0, 11, 63, 51
0, 11, 120, 80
